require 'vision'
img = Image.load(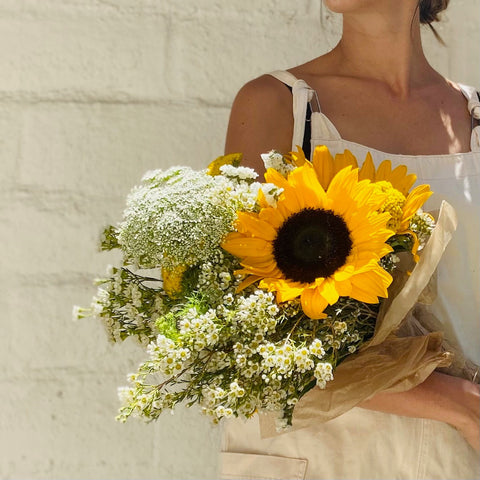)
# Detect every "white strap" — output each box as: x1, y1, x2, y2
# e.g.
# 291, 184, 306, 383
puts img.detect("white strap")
268, 70, 300, 88
472, 127, 480, 152
268, 70, 315, 150
469, 99, 480, 120
291, 80, 315, 151
446, 83, 480, 151
458, 83, 480, 120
